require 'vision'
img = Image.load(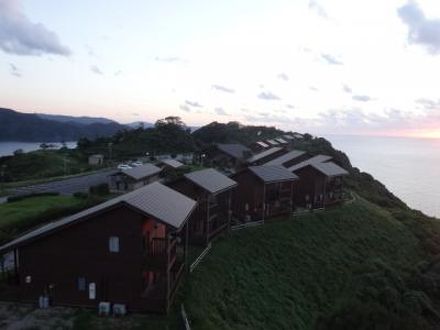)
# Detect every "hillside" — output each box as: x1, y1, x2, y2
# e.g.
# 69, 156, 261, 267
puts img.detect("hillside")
37, 113, 117, 125
183, 200, 440, 329
0, 108, 126, 142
